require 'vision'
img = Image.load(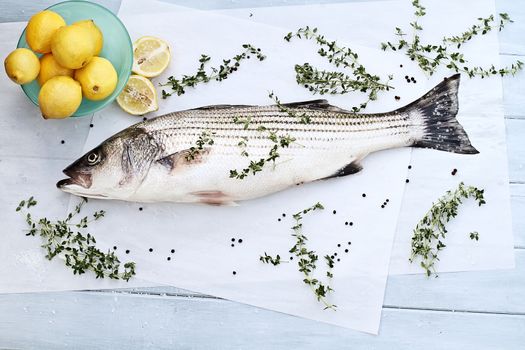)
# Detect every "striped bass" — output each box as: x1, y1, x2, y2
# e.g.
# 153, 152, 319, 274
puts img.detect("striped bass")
57, 74, 478, 204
